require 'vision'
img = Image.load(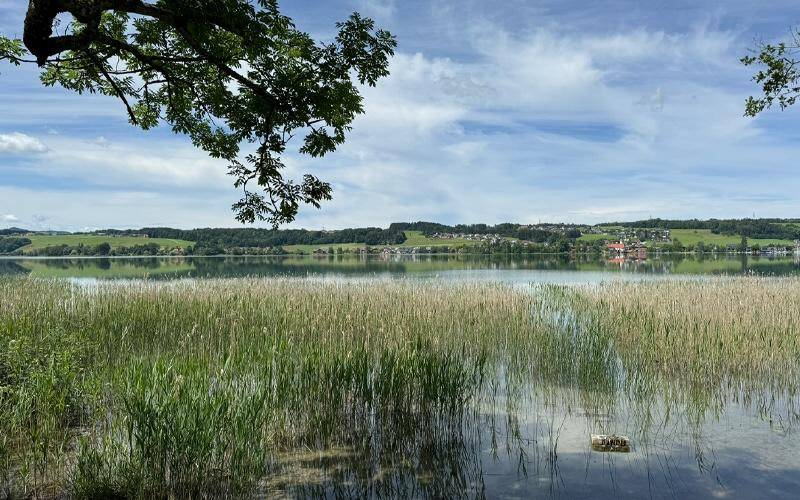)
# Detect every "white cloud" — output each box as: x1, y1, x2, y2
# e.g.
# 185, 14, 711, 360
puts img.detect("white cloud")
13, 134, 230, 191
0, 186, 240, 231
2, 5, 799, 229
0, 132, 47, 154
285, 23, 800, 227
1, 214, 19, 222
354, 0, 396, 22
